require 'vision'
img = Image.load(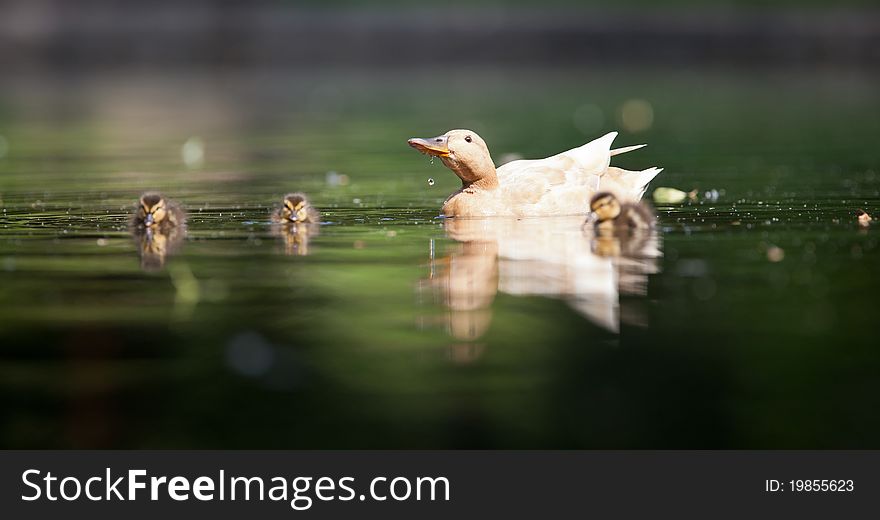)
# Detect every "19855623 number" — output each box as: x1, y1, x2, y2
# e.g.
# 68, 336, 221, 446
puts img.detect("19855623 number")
790, 480, 853, 492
